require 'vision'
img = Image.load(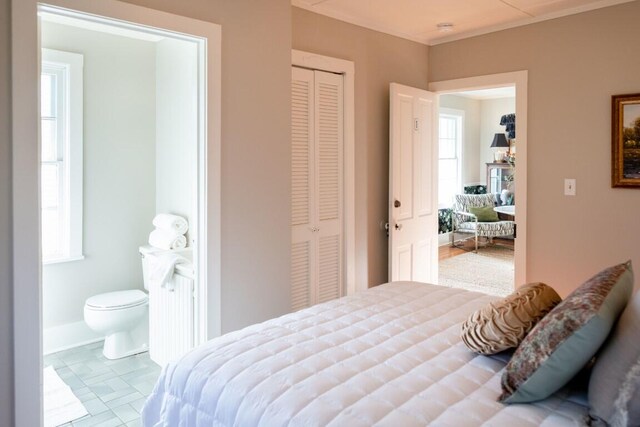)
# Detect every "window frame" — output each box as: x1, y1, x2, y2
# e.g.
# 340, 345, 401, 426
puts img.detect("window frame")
438, 108, 464, 208
41, 48, 84, 264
